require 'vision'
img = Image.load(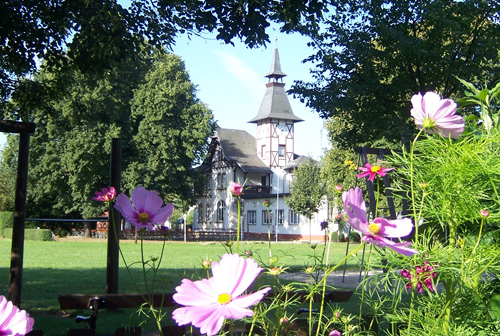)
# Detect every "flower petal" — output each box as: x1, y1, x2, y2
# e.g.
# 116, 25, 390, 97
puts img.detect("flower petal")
114, 194, 137, 224
342, 187, 367, 222
173, 278, 217, 307
211, 254, 263, 298
149, 203, 174, 225
131, 187, 163, 215
374, 217, 413, 238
